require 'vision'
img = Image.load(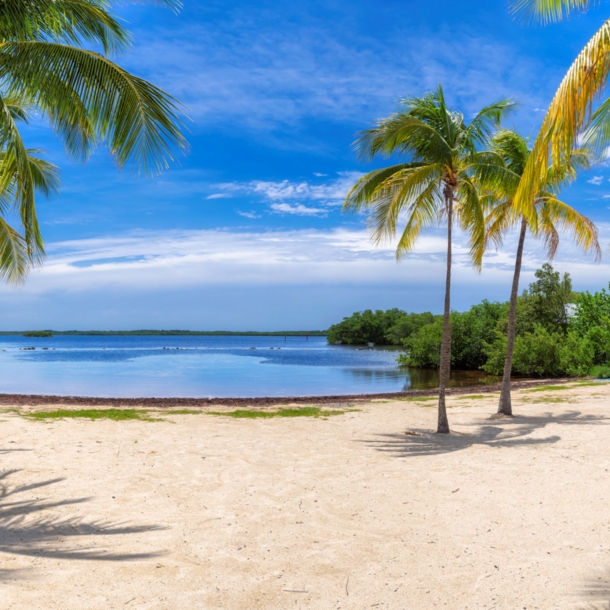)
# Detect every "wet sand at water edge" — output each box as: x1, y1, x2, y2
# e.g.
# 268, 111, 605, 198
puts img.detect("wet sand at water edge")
1, 381, 610, 609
